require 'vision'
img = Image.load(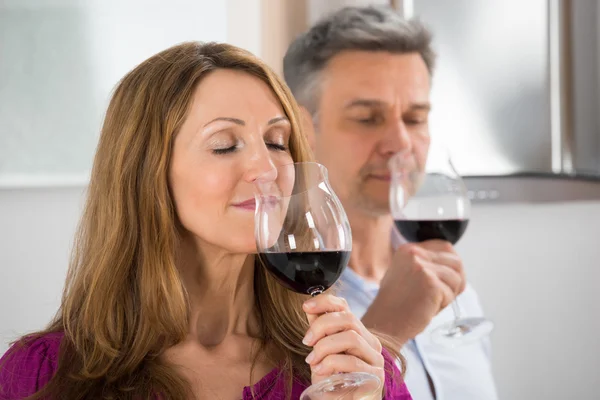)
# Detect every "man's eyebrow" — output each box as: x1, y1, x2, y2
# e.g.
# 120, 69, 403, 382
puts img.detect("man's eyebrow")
343, 98, 386, 109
